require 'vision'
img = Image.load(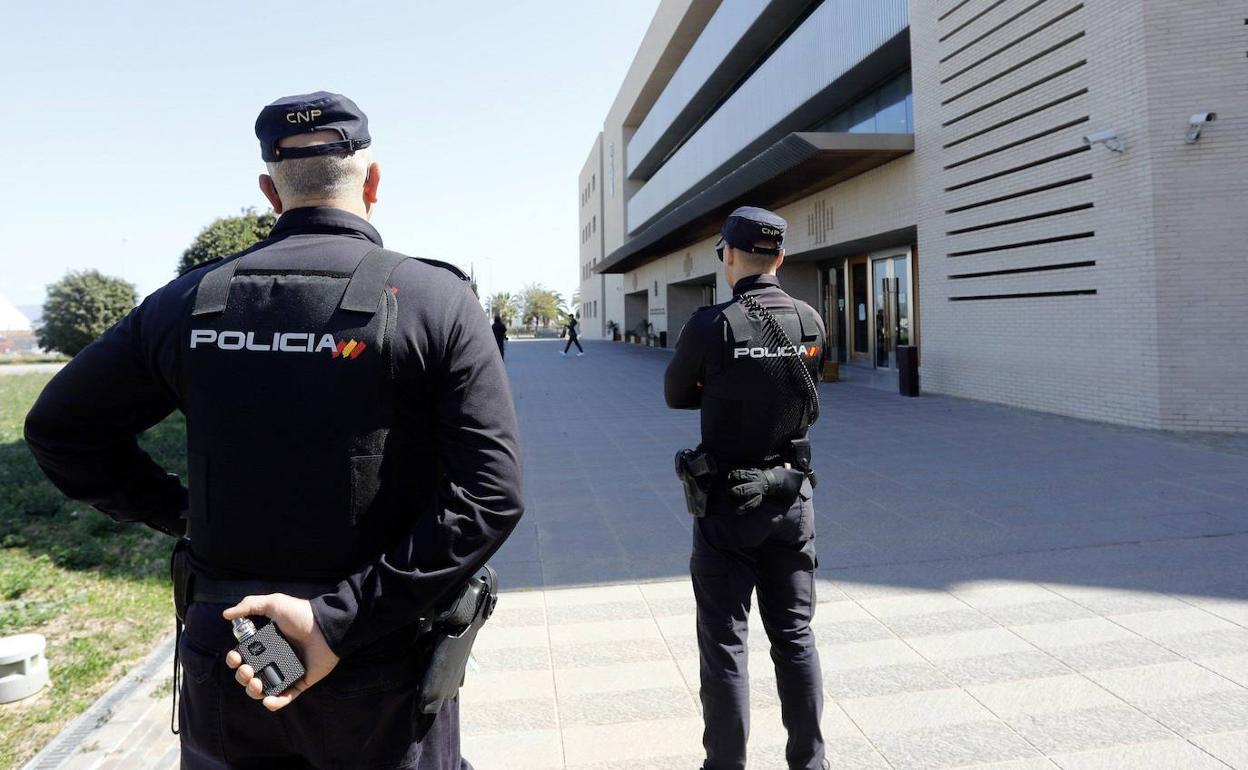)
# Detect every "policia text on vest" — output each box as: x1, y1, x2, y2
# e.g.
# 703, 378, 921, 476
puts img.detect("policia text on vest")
23, 91, 524, 770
